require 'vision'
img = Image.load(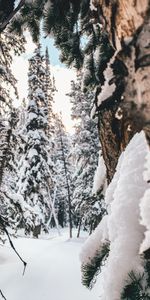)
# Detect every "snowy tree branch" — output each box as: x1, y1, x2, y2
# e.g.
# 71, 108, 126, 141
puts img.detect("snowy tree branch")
0, 0, 25, 33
